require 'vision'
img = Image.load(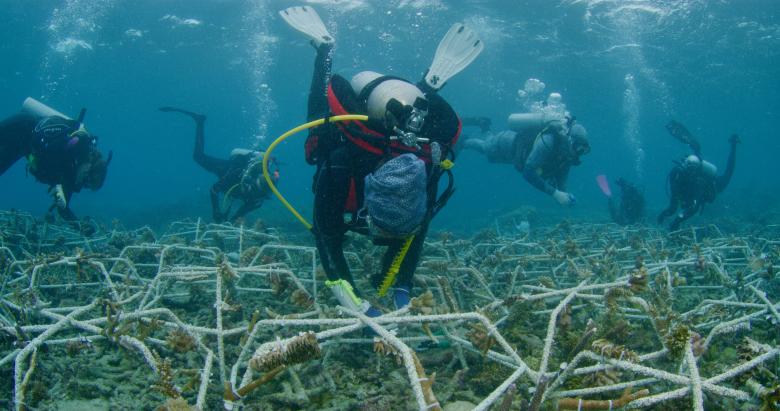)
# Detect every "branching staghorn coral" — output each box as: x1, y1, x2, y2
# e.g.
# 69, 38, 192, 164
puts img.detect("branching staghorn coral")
591, 338, 639, 363
151, 354, 181, 399
3, 214, 780, 410
249, 332, 321, 372
557, 387, 650, 410
165, 328, 197, 353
